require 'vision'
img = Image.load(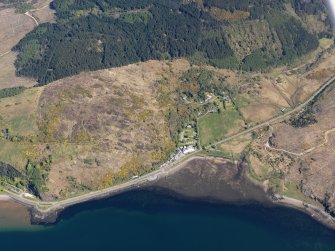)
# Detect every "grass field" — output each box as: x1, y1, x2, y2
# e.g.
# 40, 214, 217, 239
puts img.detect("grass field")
0, 88, 42, 170
319, 38, 333, 50
198, 108, 244, 146
219, 133, 252, 159
0, 88, 41, 136
281, 181, 320, 206
0, 141, 32, 170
